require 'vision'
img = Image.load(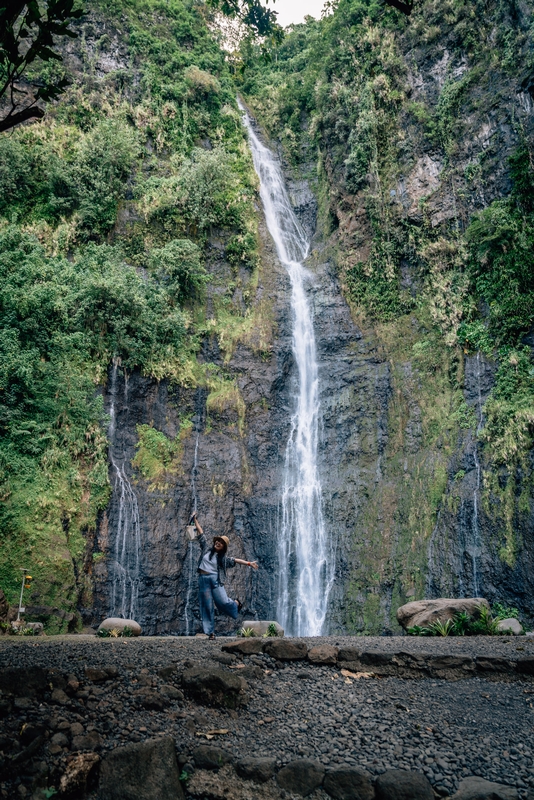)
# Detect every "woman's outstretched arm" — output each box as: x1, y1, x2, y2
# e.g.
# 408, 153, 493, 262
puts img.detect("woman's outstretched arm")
233, 558, 258, 569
